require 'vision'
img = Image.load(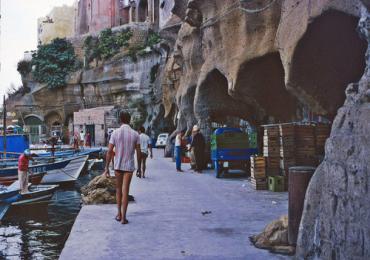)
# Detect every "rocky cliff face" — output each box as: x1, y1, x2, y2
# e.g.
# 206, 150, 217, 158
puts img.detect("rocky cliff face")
162, 0, 367, 137
9, 24, 174, 136
296, 6, 370, 259
160, 0, 370, 259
